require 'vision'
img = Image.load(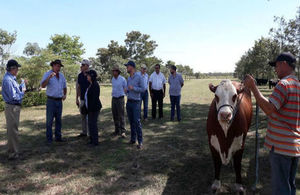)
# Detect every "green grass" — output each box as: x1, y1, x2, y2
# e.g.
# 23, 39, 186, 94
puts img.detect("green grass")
0, 79, 299, 194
